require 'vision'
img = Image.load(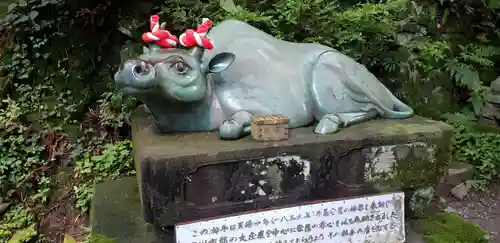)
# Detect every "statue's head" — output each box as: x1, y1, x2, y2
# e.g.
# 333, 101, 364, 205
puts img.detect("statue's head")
114, 16, 235, 102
